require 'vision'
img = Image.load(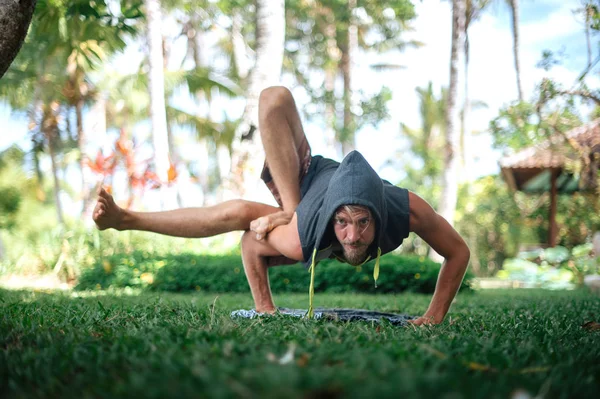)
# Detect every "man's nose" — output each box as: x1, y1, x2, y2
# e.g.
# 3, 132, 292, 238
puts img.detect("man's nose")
346, 224, 360, 241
